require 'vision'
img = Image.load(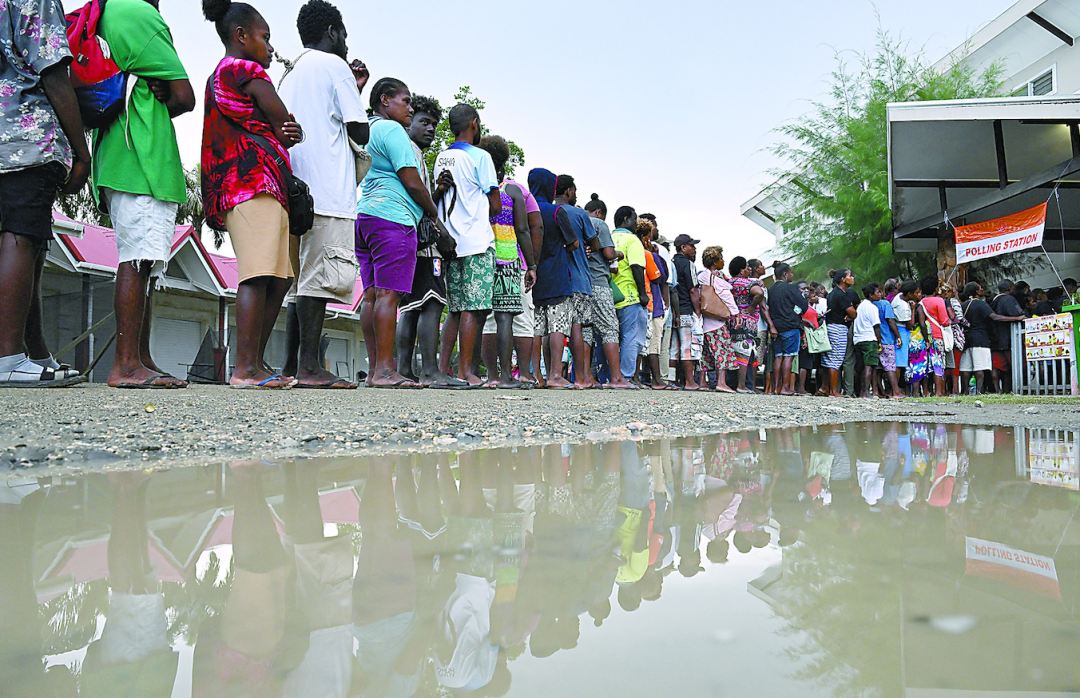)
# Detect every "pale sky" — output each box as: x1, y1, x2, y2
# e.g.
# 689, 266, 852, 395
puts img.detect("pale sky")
128, 0, 1015, 257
